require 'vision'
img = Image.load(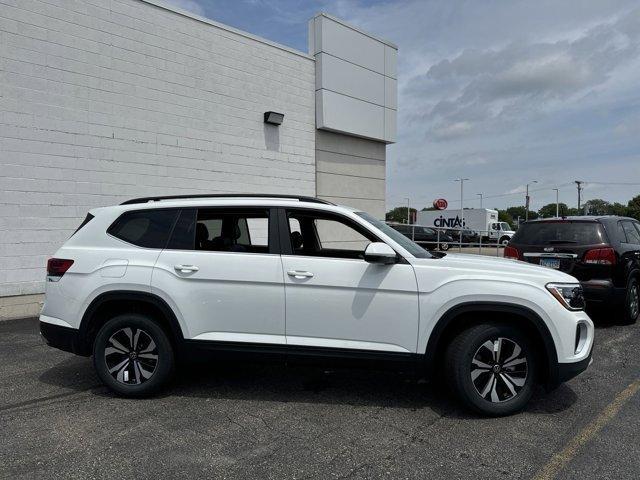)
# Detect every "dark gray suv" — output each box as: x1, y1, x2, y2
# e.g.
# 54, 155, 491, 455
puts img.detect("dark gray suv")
506, 216, 640, 324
